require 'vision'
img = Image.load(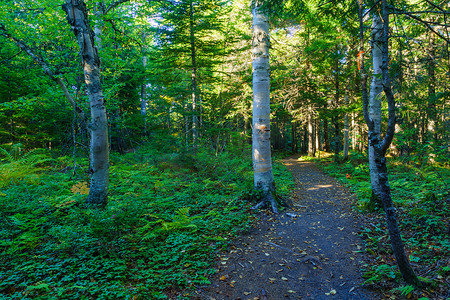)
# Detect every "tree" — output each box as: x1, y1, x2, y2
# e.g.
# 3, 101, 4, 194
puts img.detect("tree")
367, 7, 383, 209
358, 0, 420, 286
63, 0, 109, 207
154, 0, 229, 149
251, 0, 277, 213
